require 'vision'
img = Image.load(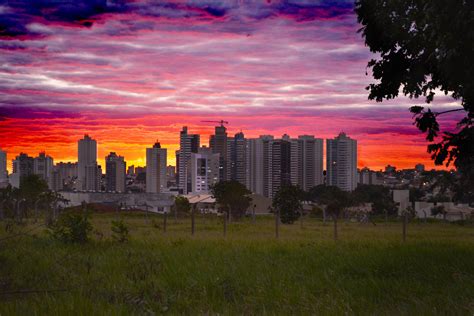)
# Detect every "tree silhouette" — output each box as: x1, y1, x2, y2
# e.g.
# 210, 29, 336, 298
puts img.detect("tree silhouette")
211, 181, 251, 220
355, 0, 473, 182
272, 185, 304, 224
